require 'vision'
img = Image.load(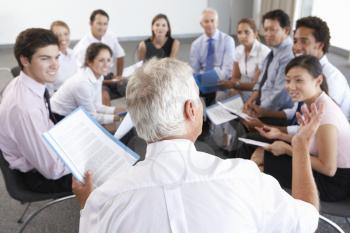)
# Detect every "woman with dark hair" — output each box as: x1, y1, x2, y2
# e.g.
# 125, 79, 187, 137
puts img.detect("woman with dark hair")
51, 42, 124, 124
220, 18, 270, 102
137, 14, 180, 61
251, 55, 350, 201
